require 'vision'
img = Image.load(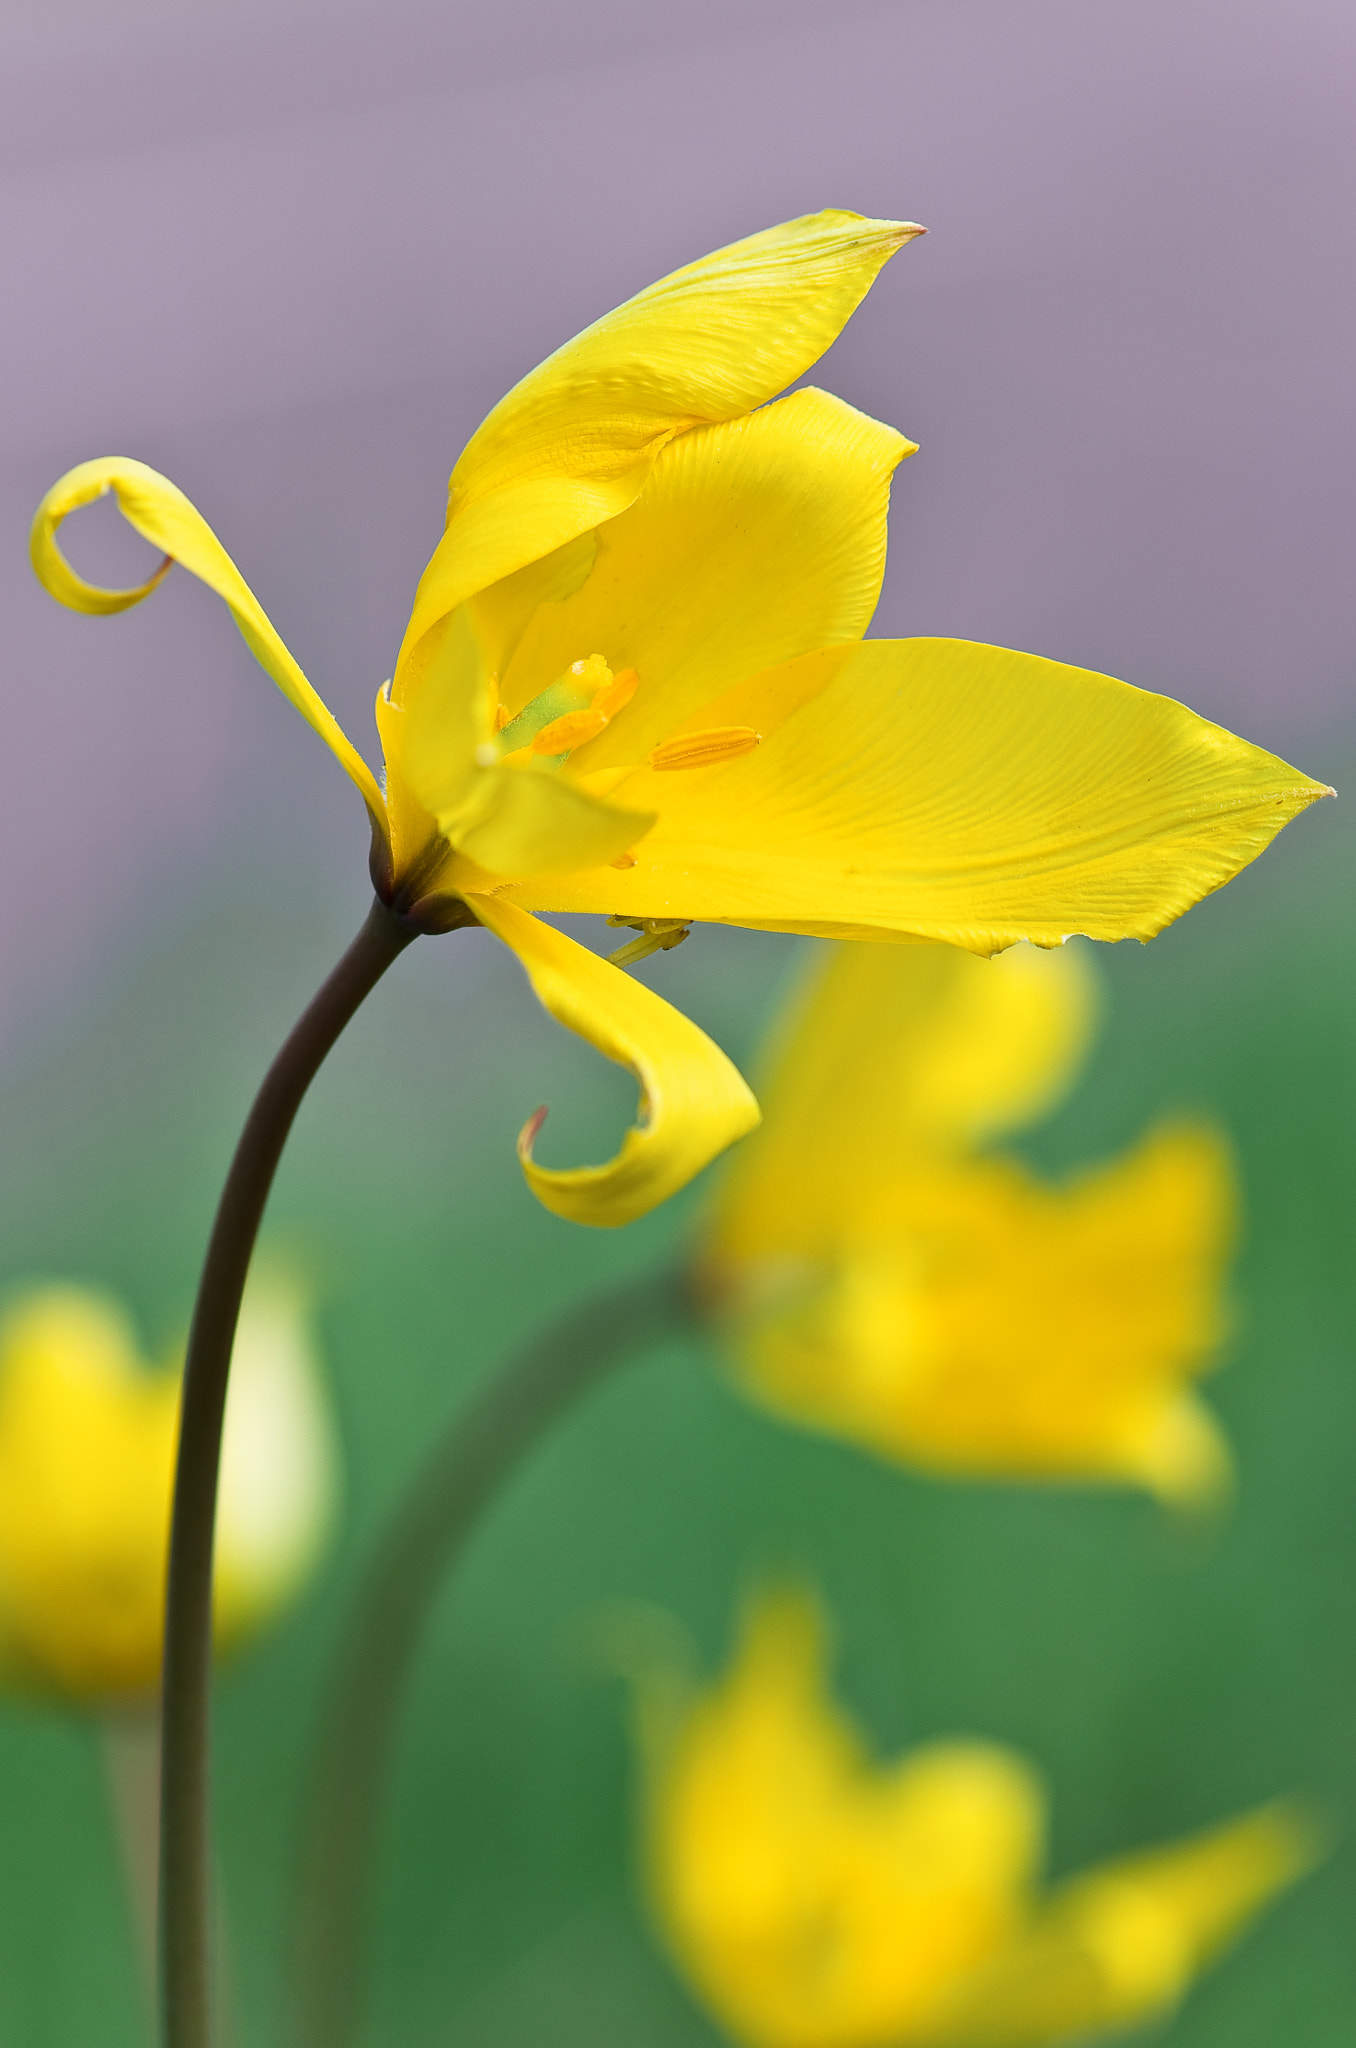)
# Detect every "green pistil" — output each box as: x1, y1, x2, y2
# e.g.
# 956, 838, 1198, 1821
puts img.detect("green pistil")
496, 677, 594, 755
